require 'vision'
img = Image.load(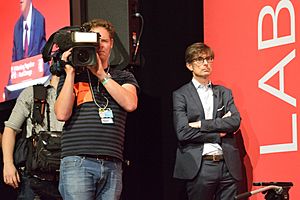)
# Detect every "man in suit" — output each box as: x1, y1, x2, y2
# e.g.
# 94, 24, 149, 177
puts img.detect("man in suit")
12, 0, 46, 62
5, 0, 49, 101
172, 42, 242, 200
